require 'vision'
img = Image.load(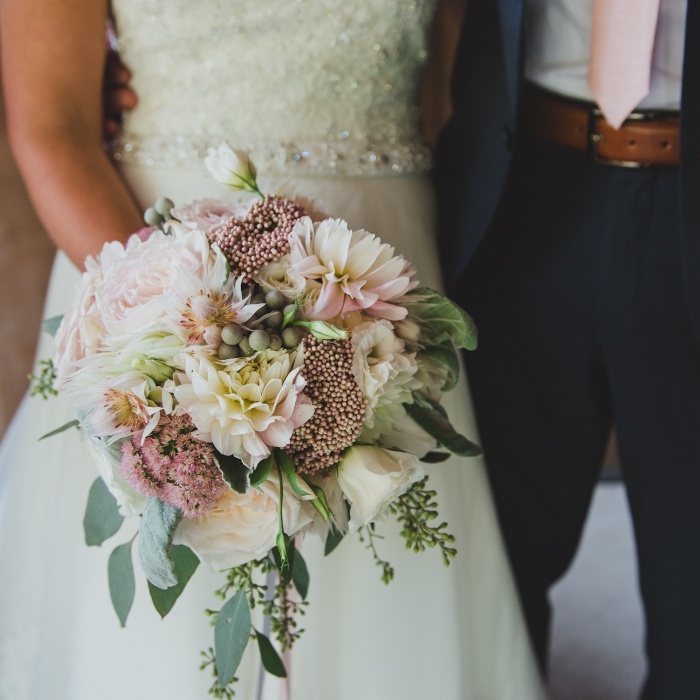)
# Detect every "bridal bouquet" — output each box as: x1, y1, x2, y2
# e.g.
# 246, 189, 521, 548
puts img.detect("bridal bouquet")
34, 146, 480, 696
